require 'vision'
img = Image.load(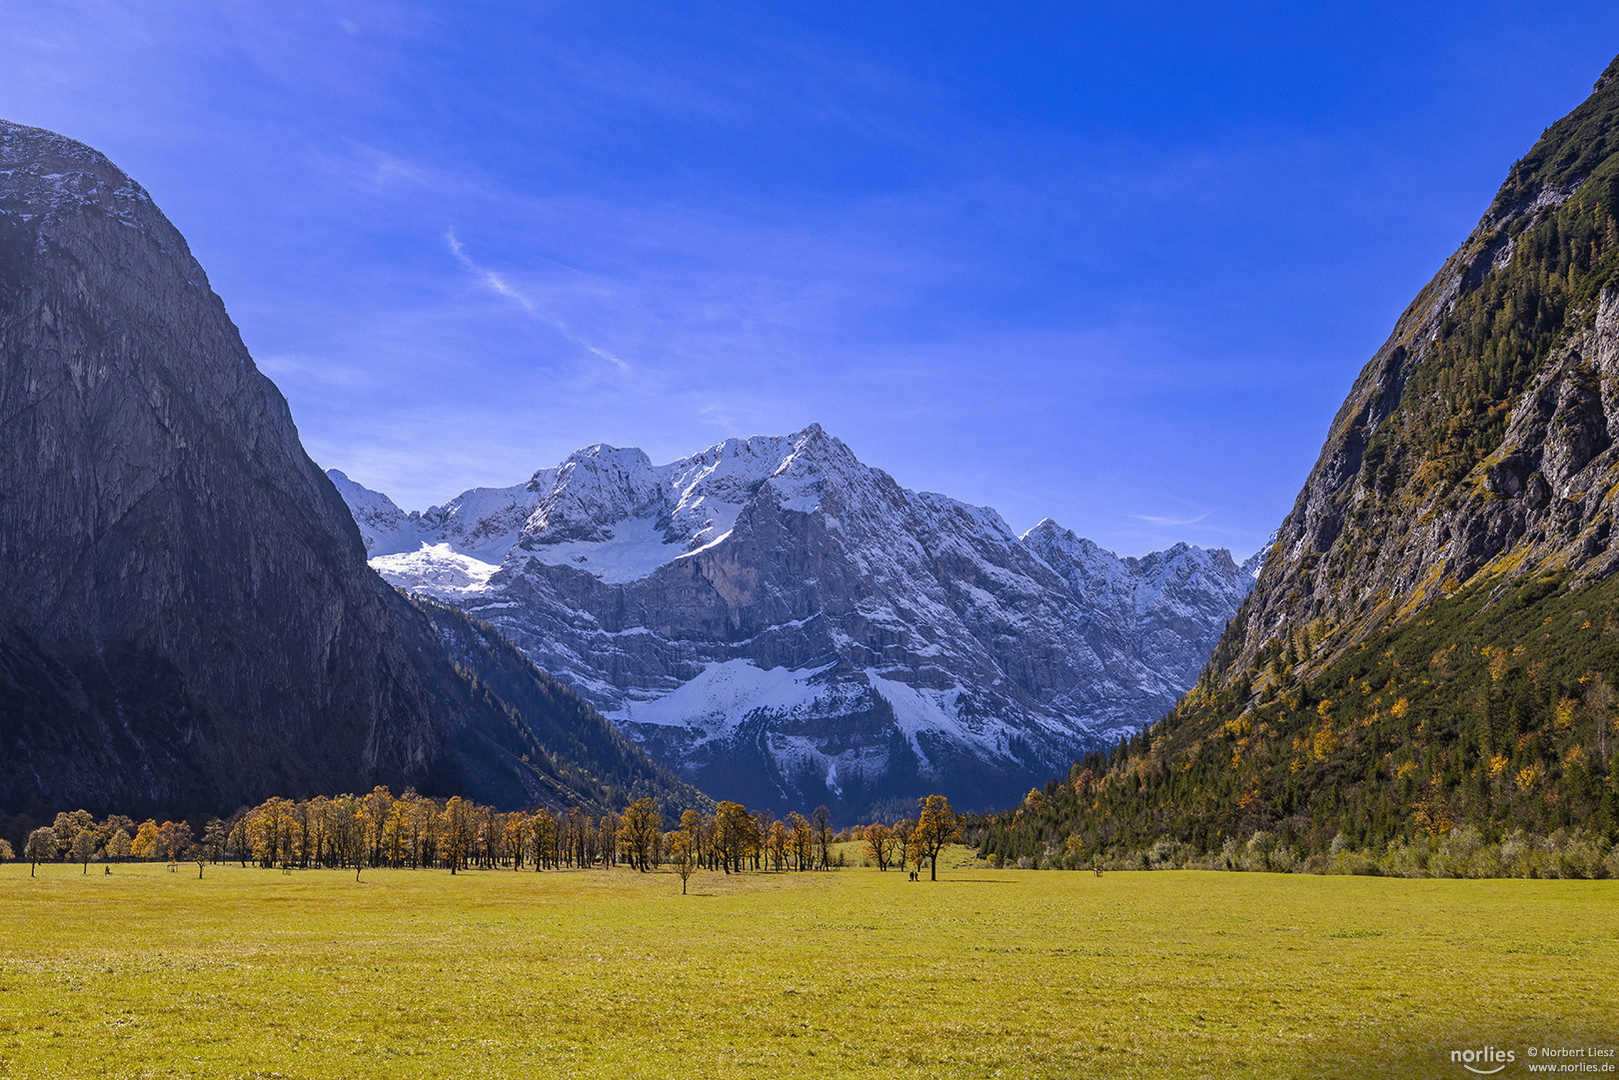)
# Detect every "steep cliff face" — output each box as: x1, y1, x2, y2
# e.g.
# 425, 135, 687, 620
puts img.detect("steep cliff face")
338, 427, 1260, 818
1217, 55, 1619, 681
976, 56, 1619, 865
0, 120, 699, 819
